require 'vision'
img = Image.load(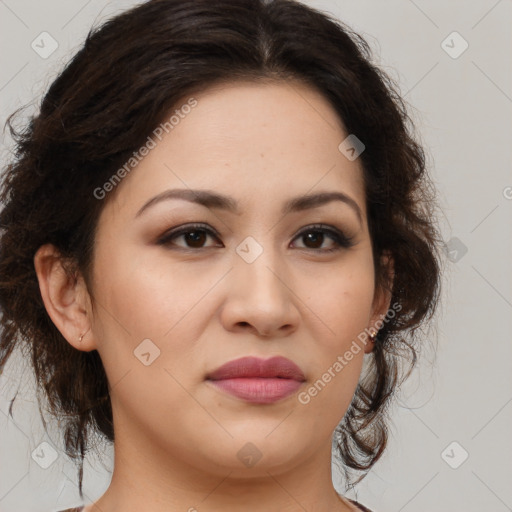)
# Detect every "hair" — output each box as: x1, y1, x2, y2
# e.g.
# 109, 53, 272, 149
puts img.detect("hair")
0, 0, 443, 498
